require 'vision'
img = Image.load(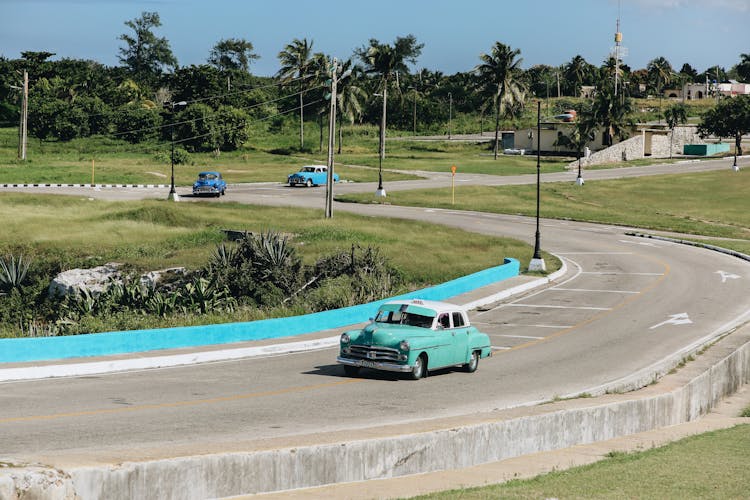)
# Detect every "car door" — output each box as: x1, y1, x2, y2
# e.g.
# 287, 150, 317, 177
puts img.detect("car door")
449, 311, 470, 365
